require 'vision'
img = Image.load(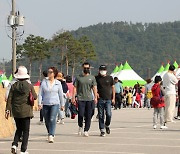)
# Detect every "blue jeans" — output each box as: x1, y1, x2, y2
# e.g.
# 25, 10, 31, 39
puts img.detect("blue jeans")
65, 99, 71, 117
57, 109, 65, 120
97, 99, 112, 132
43, 104, 59, 136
